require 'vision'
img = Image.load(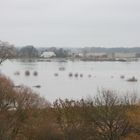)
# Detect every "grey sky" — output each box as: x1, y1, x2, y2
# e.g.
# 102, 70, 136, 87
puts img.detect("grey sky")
0, 0, 140, 47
